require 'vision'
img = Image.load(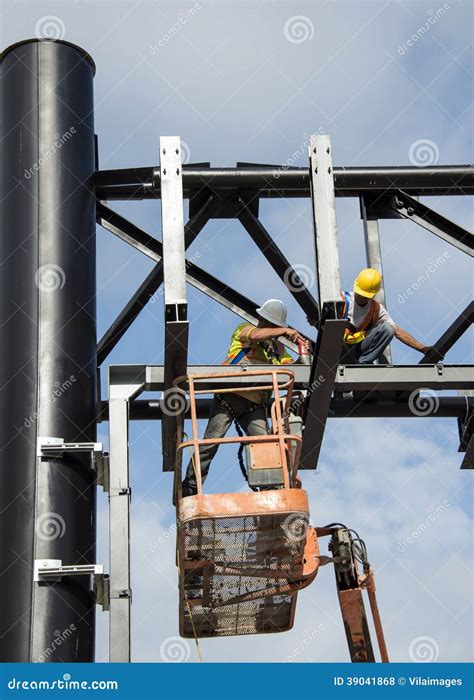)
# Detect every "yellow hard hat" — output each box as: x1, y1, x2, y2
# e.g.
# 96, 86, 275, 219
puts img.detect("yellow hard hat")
354, 268, 382, 298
